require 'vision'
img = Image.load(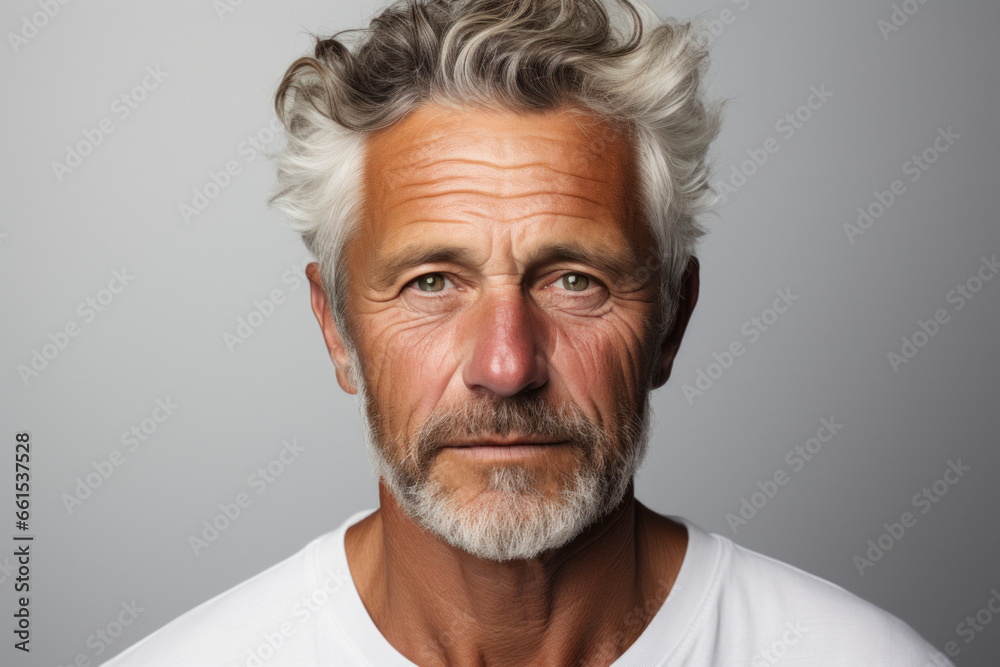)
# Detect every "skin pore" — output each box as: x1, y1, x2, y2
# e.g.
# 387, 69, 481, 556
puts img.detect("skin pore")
306, 103, 699, 666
